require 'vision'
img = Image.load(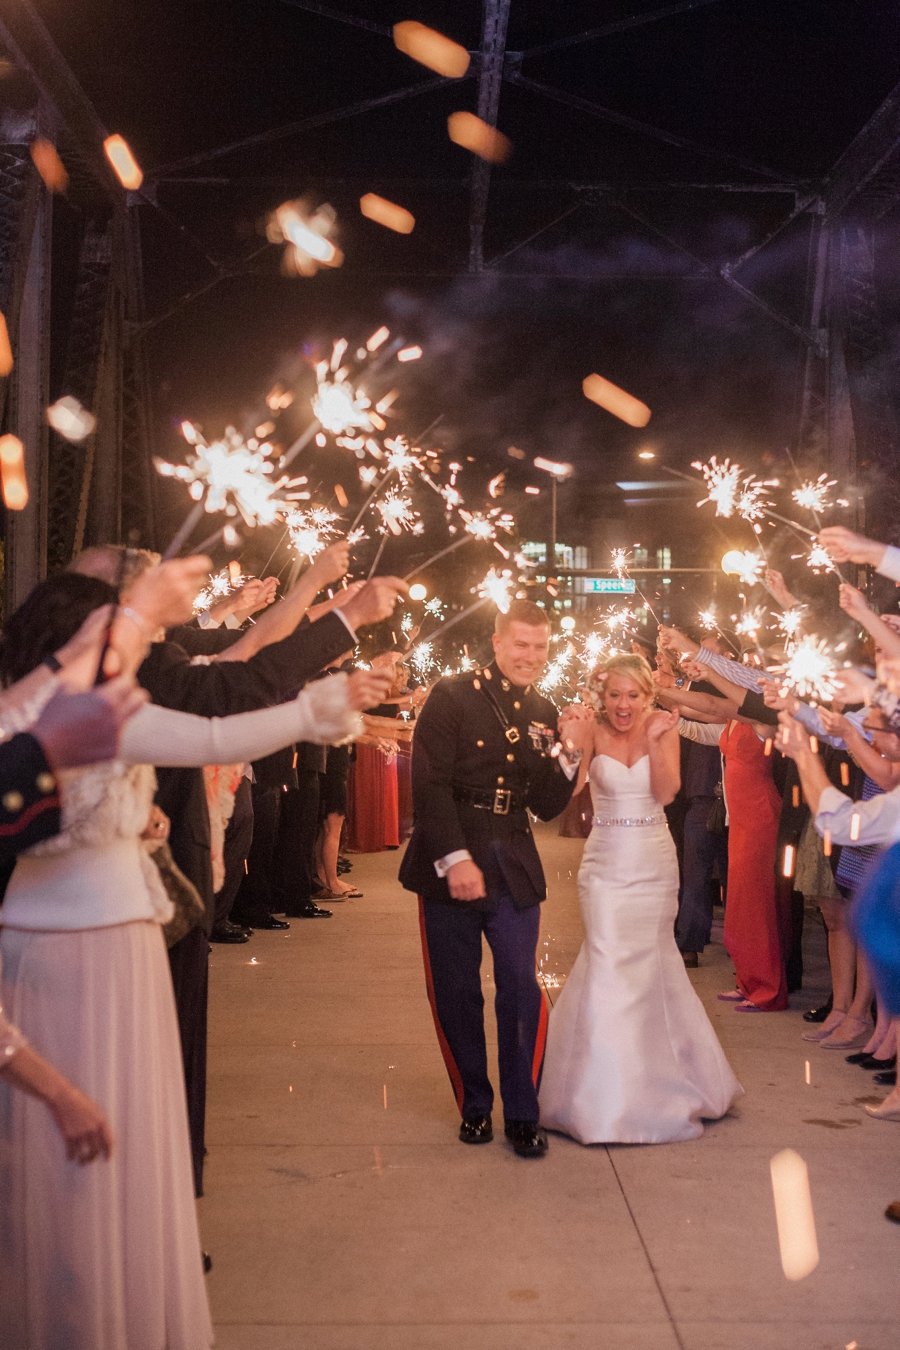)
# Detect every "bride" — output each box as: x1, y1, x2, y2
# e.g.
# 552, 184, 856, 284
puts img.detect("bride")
540, 653, 742, 1145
